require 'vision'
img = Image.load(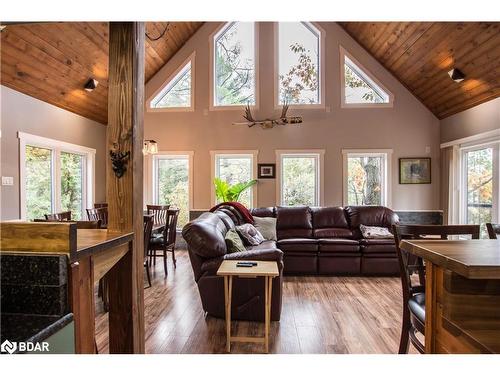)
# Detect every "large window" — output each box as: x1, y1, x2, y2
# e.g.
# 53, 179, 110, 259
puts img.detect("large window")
277, 22, 323, 106
277, 150, 324, 206
460, 142, 499, 237
211, 151, 257, 207
152, 152, 193, 228
343, 149, 392, 206
19, 132, 95, 220
212, 22, 257, 108
148, 53, 194, 111
340, 47, 393, 107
